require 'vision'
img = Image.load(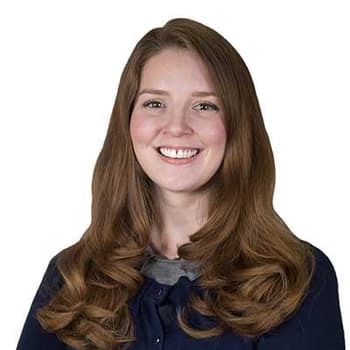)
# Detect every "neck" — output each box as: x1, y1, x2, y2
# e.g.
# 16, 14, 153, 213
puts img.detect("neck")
150, 187, 208, 259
